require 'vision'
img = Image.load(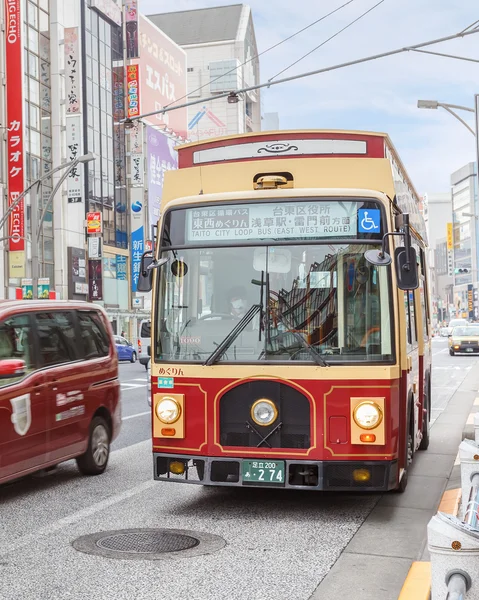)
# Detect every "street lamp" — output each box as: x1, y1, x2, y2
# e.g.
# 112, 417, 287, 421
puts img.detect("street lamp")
1, 152, 95, 298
